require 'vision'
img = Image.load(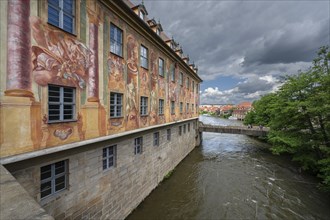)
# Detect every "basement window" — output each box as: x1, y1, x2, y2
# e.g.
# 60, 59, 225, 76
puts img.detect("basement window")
40, 160, 68, 199
103, 145, 116, 170
153, 132, 159, 146
134, 137, 143, 154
